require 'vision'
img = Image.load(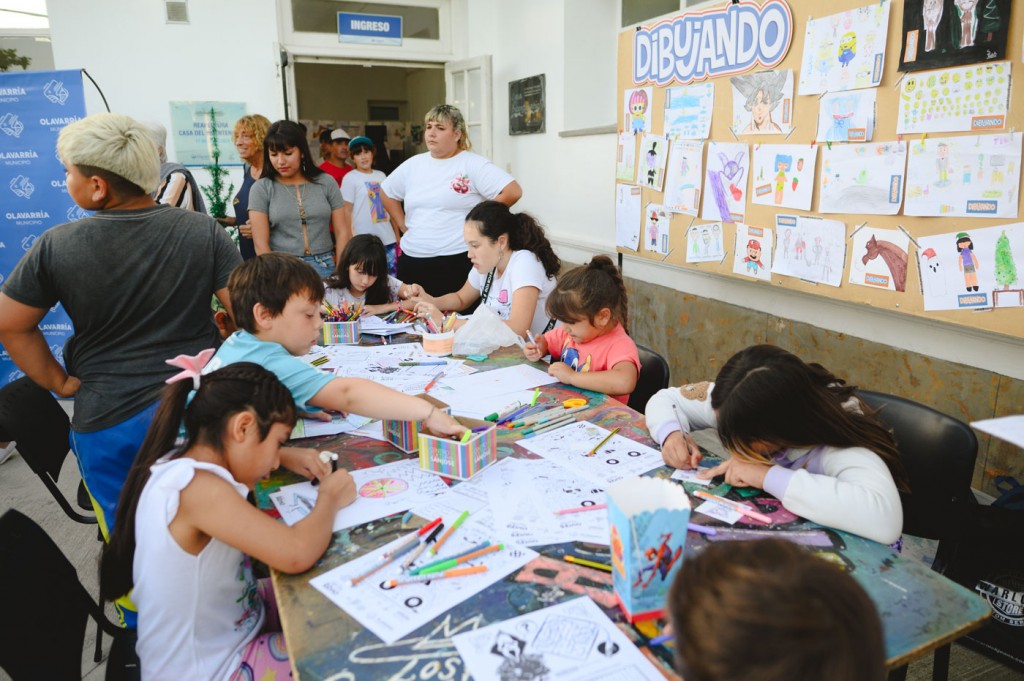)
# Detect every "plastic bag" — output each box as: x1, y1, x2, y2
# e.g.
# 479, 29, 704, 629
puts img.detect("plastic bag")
452, 304, 525, 356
